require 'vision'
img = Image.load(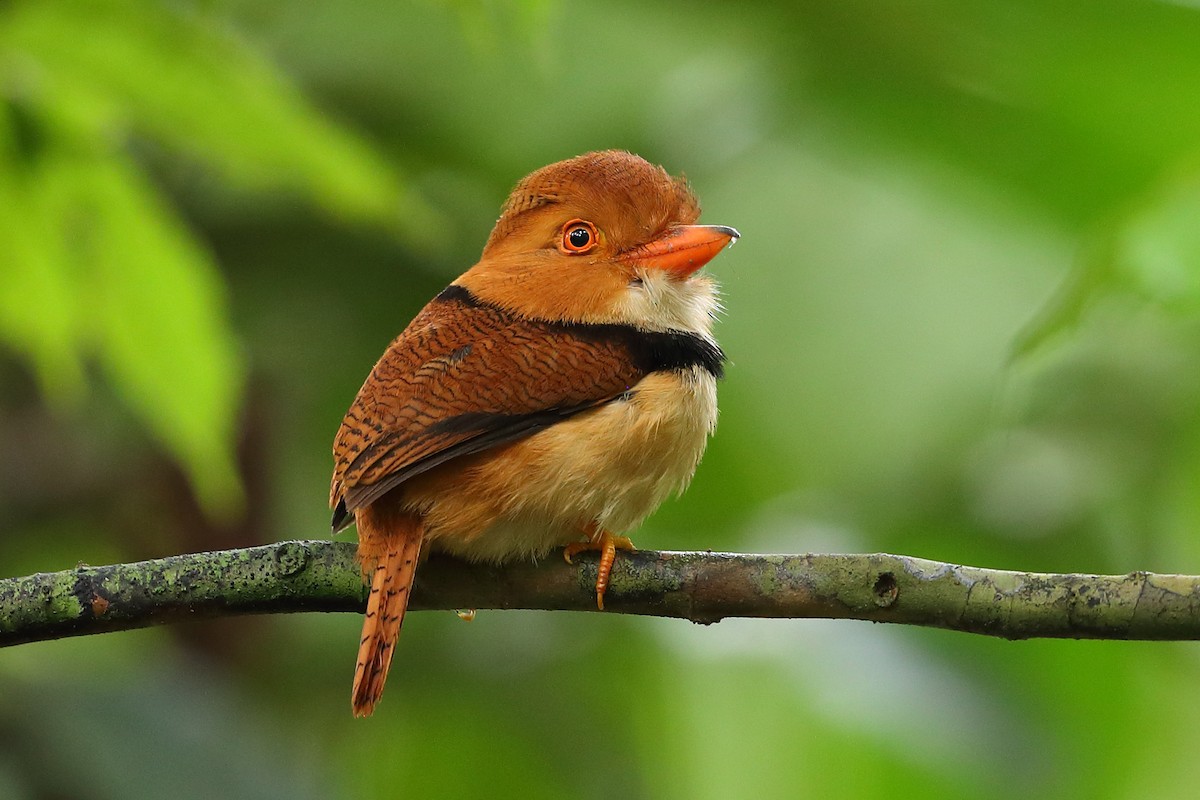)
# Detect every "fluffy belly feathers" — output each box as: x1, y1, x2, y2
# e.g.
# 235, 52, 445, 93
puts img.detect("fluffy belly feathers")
400, 366, 718, 562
